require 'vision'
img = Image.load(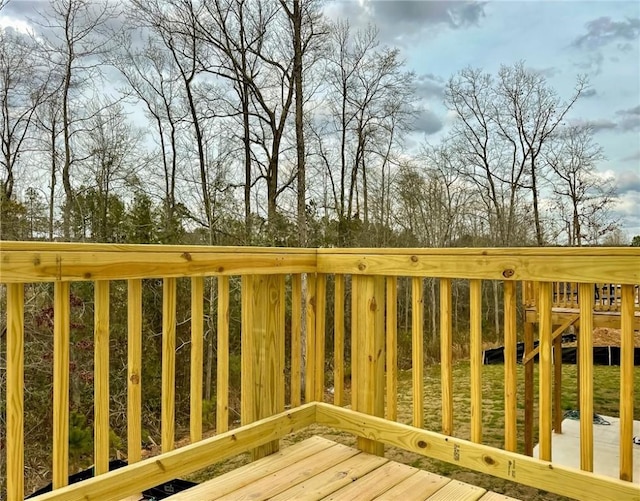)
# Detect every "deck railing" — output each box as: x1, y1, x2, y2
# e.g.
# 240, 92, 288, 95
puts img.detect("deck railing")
1, 243, 639, 501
